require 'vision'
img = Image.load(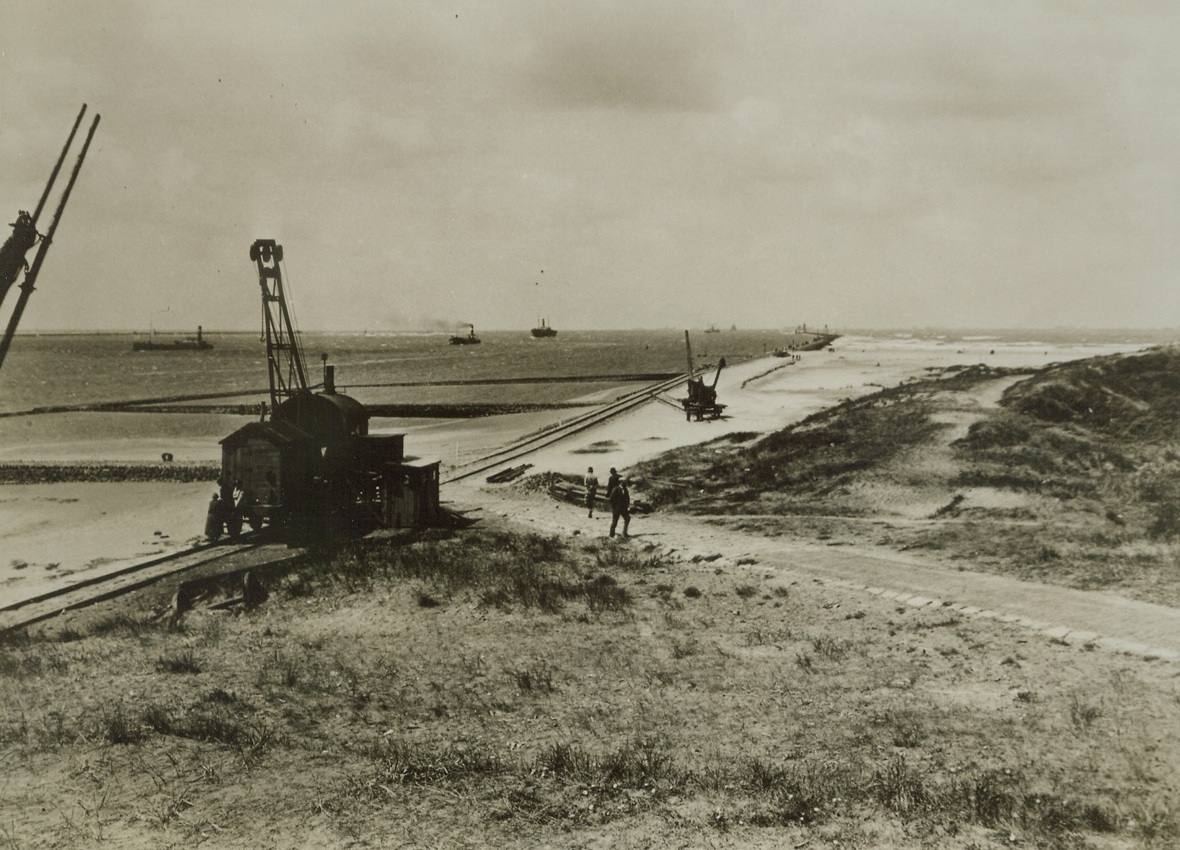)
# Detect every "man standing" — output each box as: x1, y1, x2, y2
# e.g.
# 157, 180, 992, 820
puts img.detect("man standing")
609, 479, 631, 538
204, 492, 224, 543
584, 467, 599, 518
